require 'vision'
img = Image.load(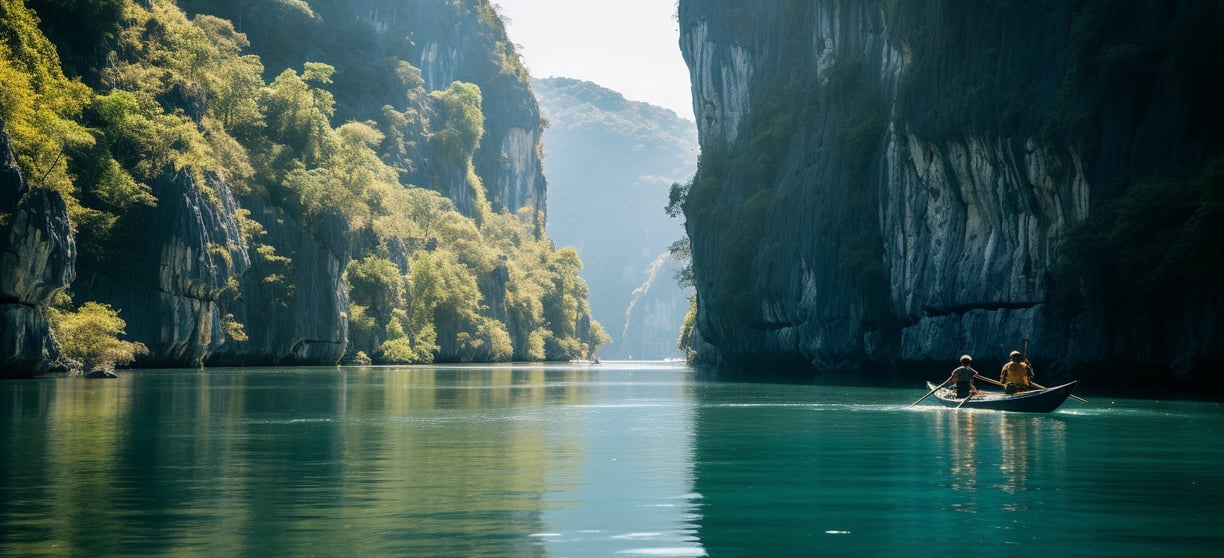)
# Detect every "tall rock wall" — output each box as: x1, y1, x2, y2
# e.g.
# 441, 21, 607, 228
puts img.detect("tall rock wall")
73, 169, 252, 367
1, 0, 552, 372
0, 124, 75, 377
208, 195, 351, 366
678, 0, 1224, 385
406, 1, 546, 218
